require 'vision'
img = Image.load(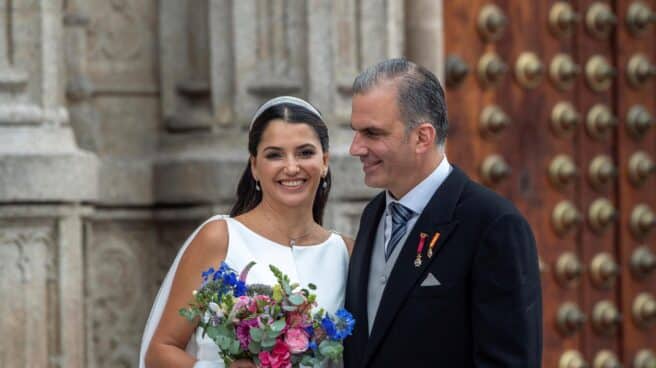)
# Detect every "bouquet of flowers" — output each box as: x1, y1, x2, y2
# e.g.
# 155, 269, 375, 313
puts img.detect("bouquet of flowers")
180, 261, 355, 368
